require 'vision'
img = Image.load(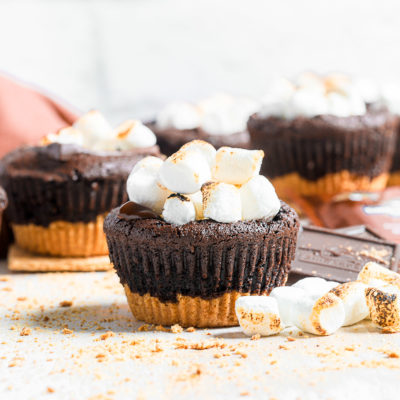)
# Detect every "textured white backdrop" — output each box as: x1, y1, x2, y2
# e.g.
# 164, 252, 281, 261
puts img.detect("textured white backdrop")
0, 0, 399, 123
